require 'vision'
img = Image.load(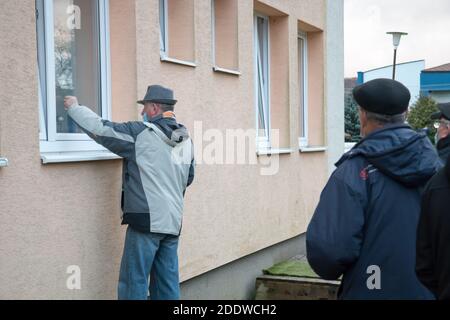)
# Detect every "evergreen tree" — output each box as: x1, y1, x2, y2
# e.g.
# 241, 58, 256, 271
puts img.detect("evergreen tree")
407, 96, 439, 143
345, 93, 361, 142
